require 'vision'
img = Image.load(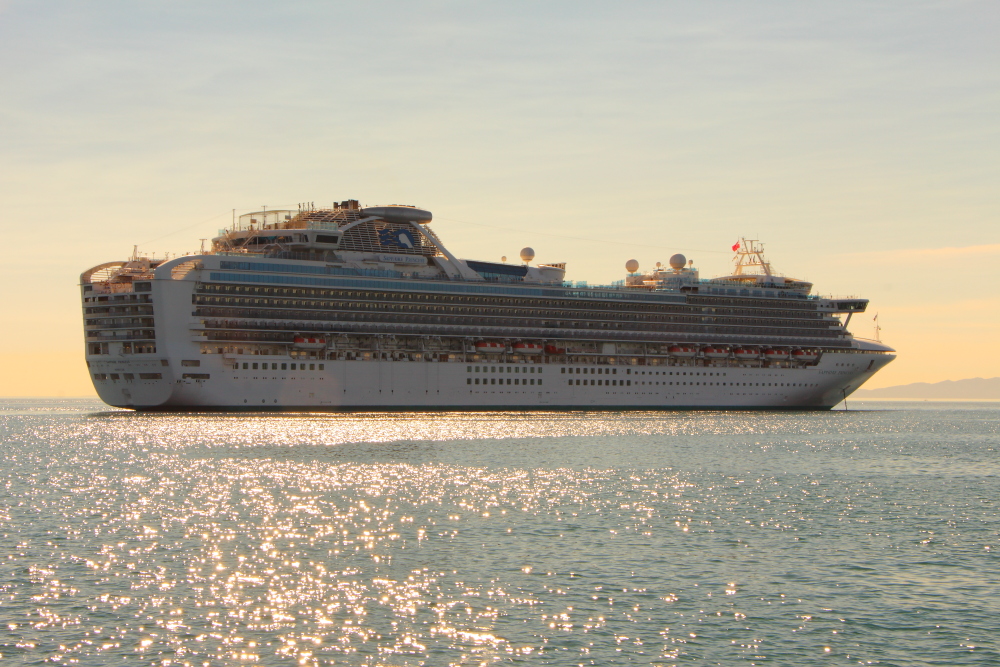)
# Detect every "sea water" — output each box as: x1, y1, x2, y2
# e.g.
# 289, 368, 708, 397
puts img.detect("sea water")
1, 399, 997, 665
